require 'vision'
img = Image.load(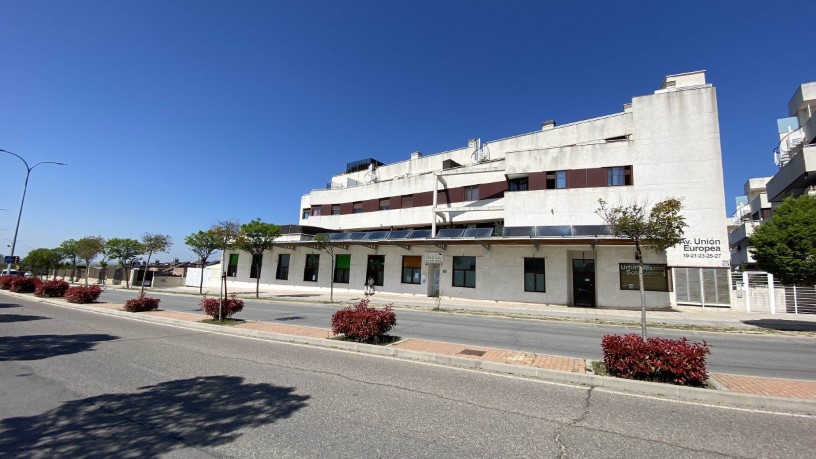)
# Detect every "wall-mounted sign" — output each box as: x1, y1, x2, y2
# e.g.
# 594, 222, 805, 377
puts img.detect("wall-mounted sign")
680, 237, 724, 260
619, 263, 668, 292
424, 252, 443, 265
